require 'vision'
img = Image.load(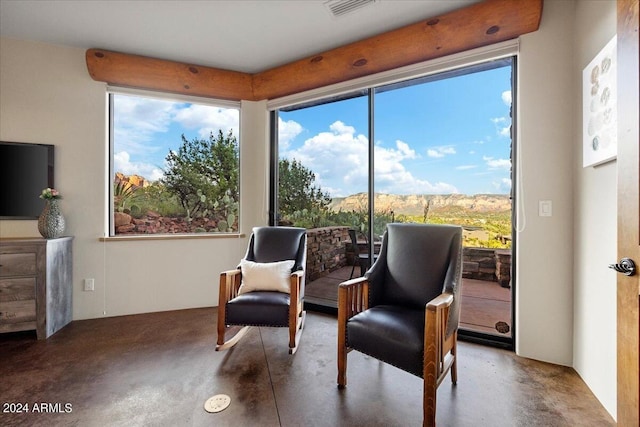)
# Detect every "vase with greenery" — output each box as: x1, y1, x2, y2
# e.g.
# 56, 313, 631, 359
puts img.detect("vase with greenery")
38, 188, 65, 239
